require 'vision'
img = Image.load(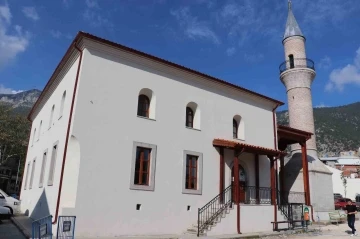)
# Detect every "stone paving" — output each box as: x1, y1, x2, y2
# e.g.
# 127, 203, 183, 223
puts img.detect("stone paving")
0, 219, 26, 239
261, 223, 360, 239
